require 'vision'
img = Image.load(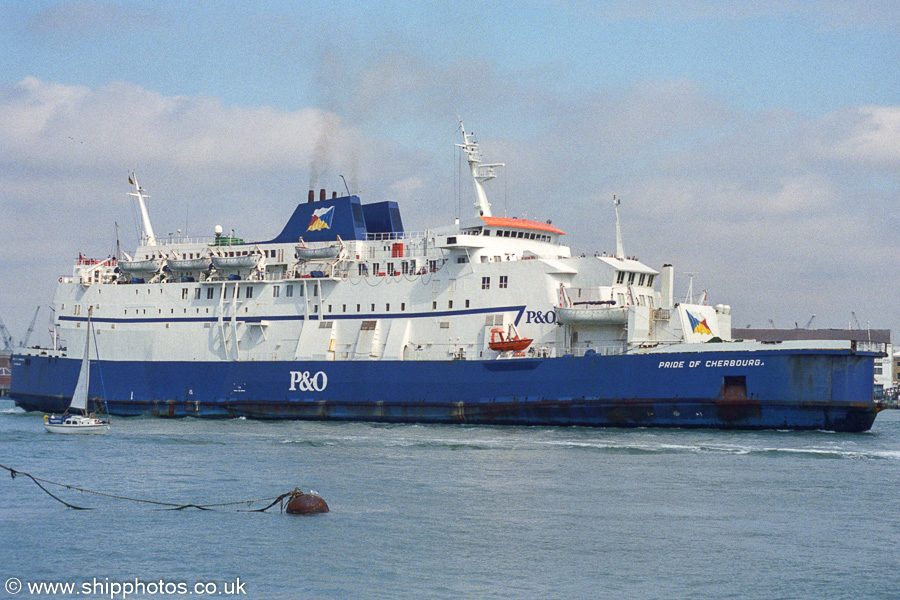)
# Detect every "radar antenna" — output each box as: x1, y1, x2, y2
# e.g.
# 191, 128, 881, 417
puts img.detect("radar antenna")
127, 172, 157, 246
613, 196, 625, 259
457, 118, 504, 218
